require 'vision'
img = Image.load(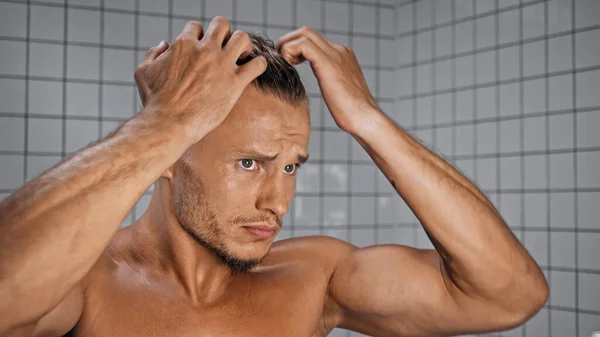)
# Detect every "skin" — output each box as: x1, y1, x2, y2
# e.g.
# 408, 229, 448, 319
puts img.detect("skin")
0, 18, 549, 337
